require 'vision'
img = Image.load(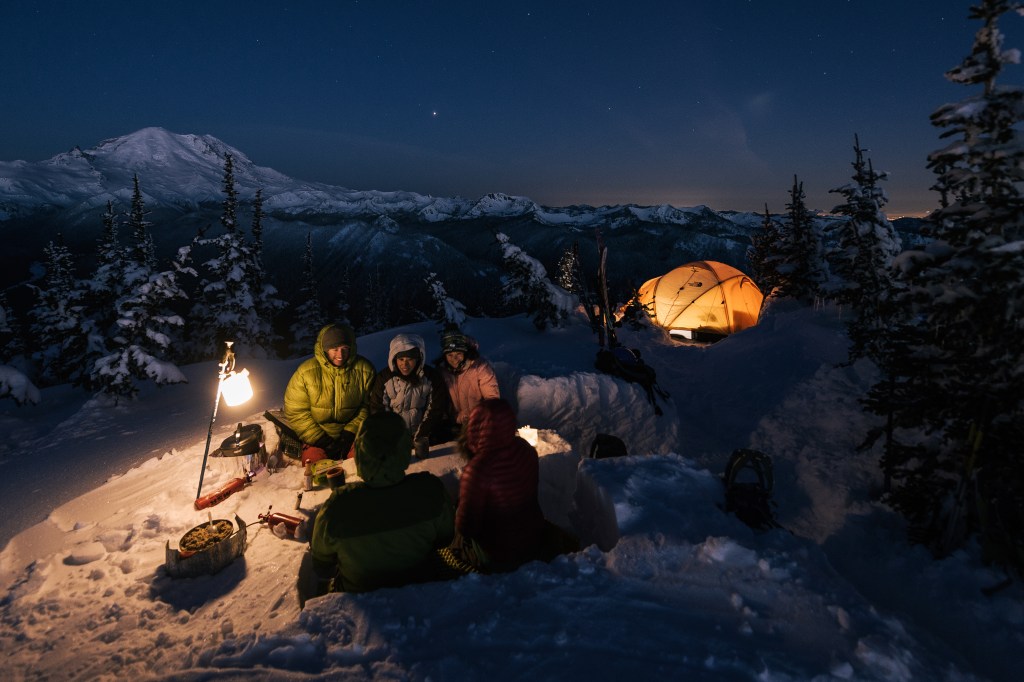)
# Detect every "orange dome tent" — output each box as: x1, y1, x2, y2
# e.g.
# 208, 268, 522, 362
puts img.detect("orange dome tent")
635, 260, 763, 340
